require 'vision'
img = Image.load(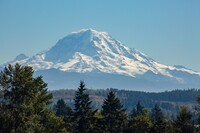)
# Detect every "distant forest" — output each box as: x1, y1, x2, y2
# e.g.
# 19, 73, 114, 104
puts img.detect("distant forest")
52, 88, 200, 118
